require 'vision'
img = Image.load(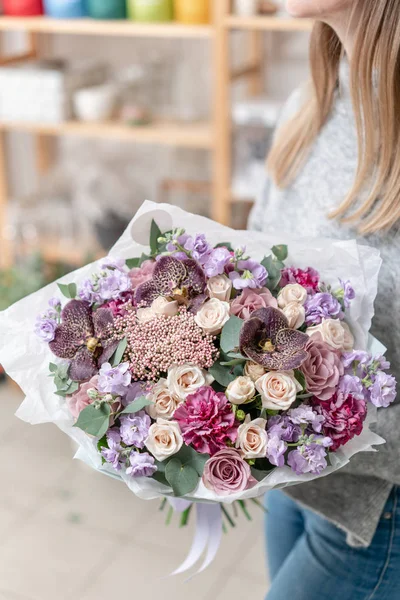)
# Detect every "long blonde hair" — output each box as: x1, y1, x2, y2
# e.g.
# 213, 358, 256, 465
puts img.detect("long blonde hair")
267, 1, 400, 234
